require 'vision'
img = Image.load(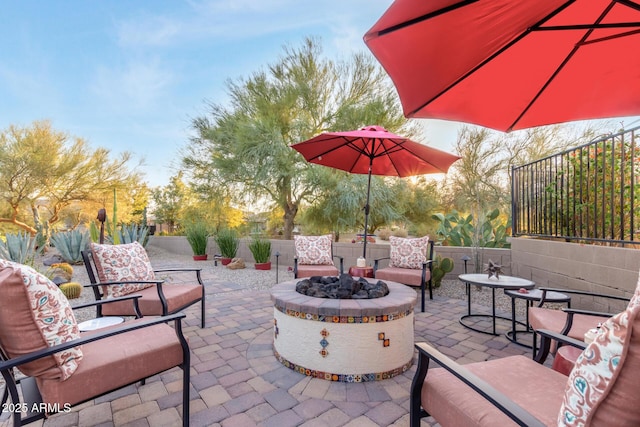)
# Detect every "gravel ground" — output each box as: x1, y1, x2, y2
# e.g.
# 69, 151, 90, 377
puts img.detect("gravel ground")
48, 245, 526, 323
